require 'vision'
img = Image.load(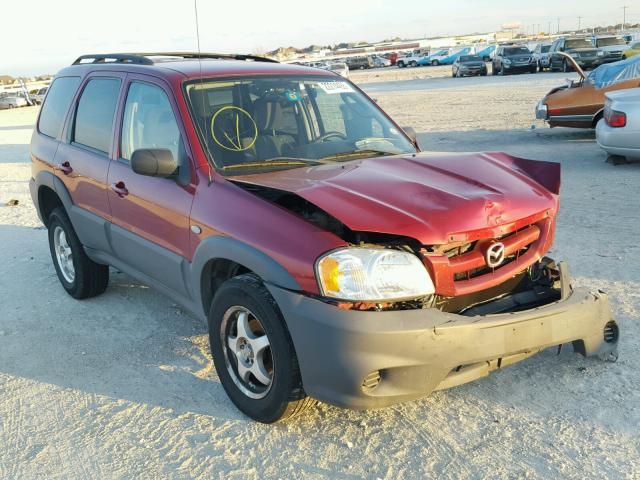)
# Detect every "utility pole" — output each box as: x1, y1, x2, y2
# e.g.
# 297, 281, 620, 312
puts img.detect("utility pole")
578, 16, 583, 31
548, 21, 551, 36
622, 6, 628, 31
557, 17, 561, 34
